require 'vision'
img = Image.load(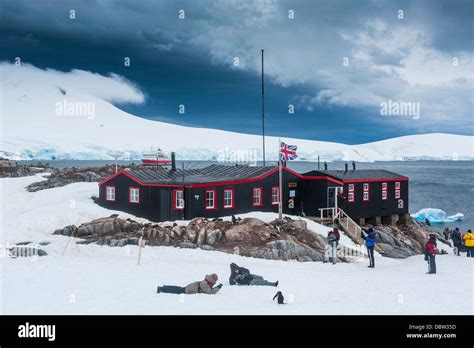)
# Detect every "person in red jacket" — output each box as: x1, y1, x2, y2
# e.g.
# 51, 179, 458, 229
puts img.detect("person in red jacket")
425, 235, 438, 274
